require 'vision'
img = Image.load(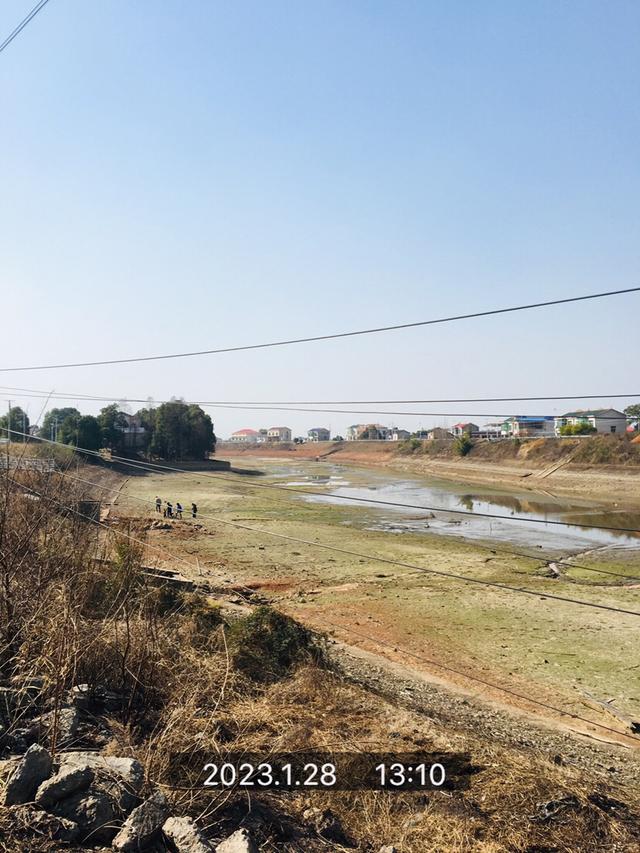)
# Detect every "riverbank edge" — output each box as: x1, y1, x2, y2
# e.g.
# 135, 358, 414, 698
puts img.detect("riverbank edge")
218, 440, 640, 507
